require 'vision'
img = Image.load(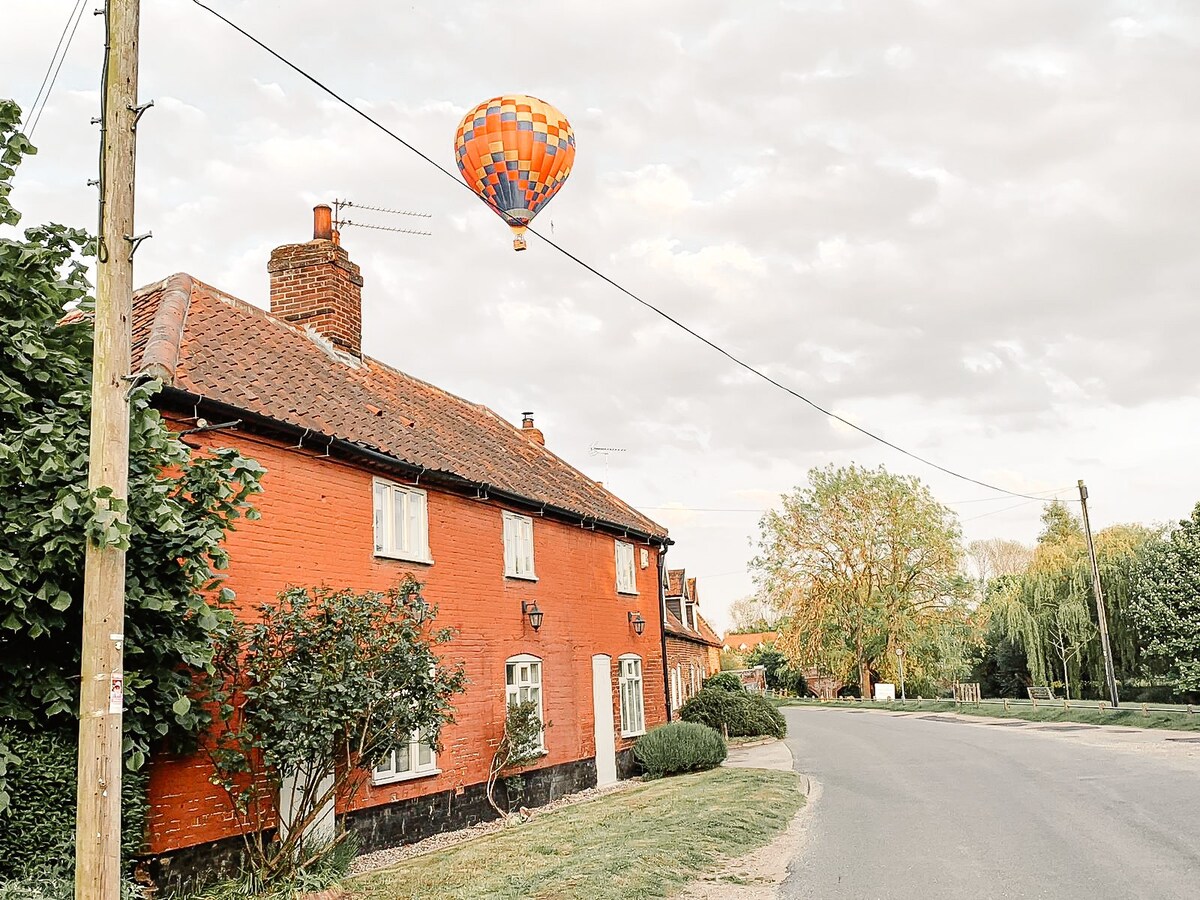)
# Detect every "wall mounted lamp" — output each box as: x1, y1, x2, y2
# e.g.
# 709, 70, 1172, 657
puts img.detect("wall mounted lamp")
522, 600, 544, 631
628, 611, 646, 636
